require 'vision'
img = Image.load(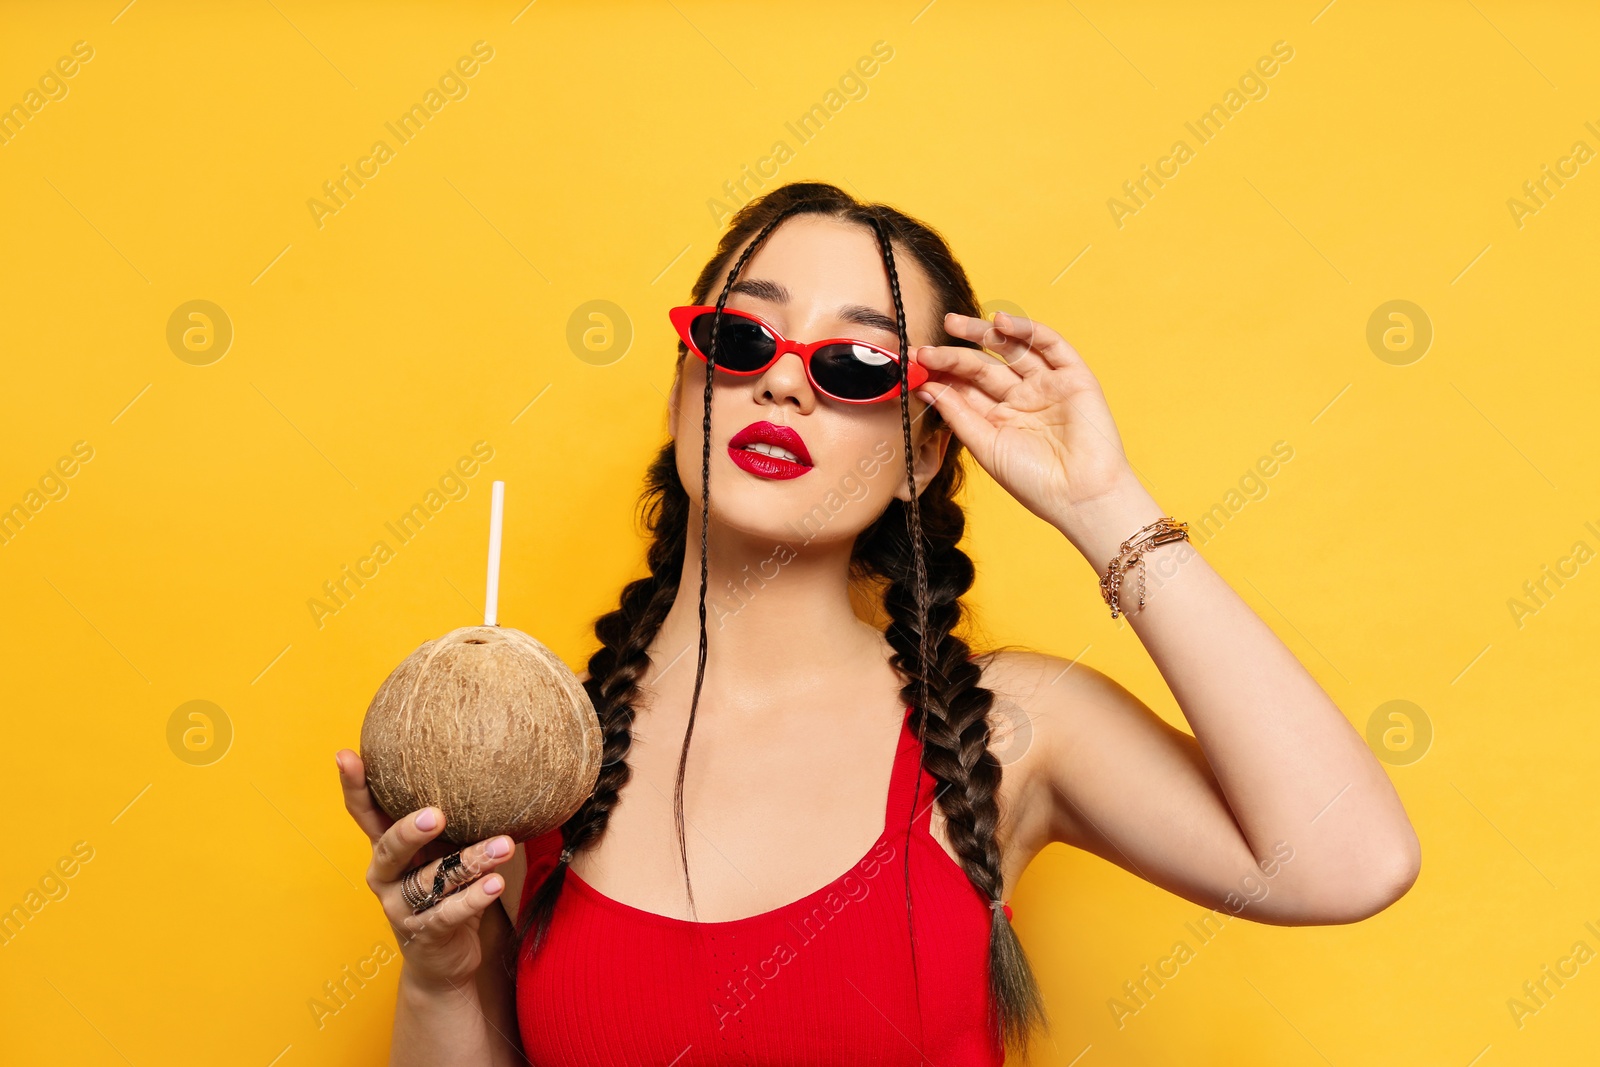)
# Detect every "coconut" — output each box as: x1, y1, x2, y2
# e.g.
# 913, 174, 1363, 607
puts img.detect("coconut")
359, 624, 601, 847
